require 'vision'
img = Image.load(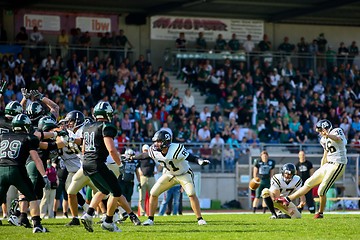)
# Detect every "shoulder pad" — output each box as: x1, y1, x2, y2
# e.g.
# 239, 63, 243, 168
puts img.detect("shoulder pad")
102, 122, 117, 138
